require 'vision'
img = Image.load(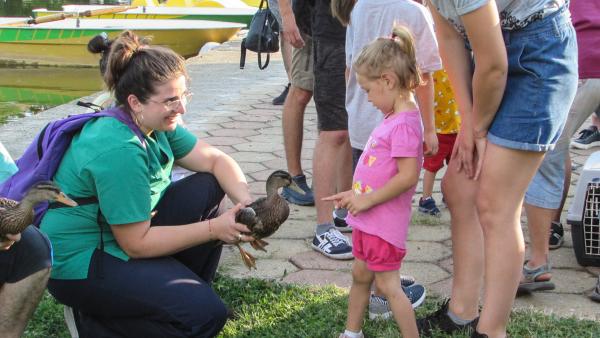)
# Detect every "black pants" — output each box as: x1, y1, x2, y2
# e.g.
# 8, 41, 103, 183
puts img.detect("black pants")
48, 173, 227, 338
0, 225, 52, 284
